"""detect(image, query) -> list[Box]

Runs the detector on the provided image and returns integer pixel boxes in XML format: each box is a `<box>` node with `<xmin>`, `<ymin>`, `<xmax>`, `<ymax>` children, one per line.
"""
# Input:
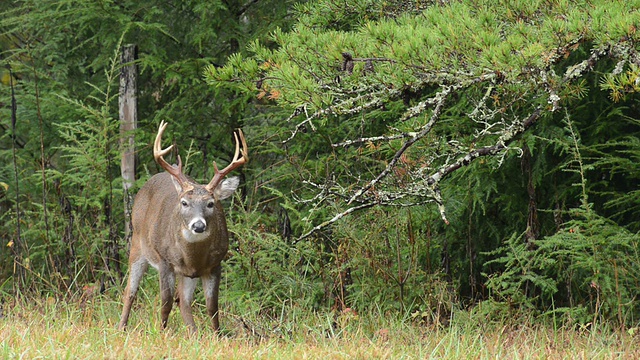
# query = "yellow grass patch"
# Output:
<box><xmin>1</xmin><ymin>297</ymin><xmax>638</xmax><ymax>359</ymax></box>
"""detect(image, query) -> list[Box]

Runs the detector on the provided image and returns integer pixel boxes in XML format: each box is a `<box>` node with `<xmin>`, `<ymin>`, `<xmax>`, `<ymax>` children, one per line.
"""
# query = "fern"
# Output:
<box><xmin>484</xmin><ymin>113</ymin><xmax>640</xmax><ymax>327</ymax></box>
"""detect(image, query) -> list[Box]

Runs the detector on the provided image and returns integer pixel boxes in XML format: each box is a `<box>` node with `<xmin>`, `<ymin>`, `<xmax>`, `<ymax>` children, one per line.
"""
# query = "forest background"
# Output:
<box><xmin>1</xmin><ymin>0</ymin><xmax>640</xmax><ymax>346</ymax></box>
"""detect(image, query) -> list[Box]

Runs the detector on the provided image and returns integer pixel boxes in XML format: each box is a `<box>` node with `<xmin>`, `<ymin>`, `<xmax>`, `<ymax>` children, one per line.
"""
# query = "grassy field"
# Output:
<box><xmin>1</xmin><ymin>294</ymin><xmax>639</xmax><ymax>359</ymax></box>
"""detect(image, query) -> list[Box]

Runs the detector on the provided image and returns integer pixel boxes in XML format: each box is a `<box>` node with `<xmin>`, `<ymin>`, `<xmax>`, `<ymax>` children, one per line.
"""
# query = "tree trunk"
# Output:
<box><xmin>119</xmin><ymin>44</ymin><xmax>137</xmax><ymax>242</ymax></box>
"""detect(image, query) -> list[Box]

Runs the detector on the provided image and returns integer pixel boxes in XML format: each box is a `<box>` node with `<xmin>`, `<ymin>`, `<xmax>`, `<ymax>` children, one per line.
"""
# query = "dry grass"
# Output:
<box><xmin>1</xmin><ymin>295</ymin><xmax>639</xmax><ymax>359</ymax></box>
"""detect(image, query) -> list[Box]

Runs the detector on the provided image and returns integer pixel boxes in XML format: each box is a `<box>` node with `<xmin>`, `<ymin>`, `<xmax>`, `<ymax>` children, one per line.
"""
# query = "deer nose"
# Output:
<box><xmin>192</xmin><ymin>220</ymin><xmax>206</xmax><ymax>233</ymax></box>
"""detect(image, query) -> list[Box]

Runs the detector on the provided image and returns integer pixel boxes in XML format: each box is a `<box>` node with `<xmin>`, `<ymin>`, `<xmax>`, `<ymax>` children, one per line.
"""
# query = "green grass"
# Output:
<box><xmin>1</xmin><ymin>294</ymin><xmax>638</xmax><ymax>359</ymax></box>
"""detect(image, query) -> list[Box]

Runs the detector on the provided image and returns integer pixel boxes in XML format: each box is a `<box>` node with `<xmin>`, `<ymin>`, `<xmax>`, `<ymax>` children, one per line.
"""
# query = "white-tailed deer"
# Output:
<box><xmin>118</xmin><ymin>120</ymin><xmax>248</xmax><ymax>333</ymax></box>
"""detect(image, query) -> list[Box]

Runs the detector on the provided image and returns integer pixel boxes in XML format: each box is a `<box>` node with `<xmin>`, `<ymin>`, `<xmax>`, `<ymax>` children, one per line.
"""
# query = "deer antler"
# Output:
<box><xmin>205</xmin><ymin>129</ymin><xmax>249</xmax><ymax>192</ymax></box>
<box><xmin>154</xmin><ymin>120</ymin><xmax>192</xmax><ymax>189</ymax></box>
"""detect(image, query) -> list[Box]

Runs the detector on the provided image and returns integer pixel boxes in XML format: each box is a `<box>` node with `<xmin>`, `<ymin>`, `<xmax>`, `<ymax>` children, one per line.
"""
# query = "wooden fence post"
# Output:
<box><xmin>119</xmin><ymin>44</ymin><xmax>137</xmax><ymax>244</ymax></box>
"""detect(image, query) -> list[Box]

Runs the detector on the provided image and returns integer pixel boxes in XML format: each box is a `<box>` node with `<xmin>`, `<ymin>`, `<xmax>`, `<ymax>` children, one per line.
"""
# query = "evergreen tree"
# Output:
<box><xmin>207</xmin><ymin>0</ymin><xmax>640</xmax><ymax>323</ymax></box>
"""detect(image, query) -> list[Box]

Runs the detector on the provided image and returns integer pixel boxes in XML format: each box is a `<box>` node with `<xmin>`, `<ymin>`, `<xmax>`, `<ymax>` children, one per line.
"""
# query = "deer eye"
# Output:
<box><xmin>181</xmin><ymin>200</ymin><xmax>188</xmax><ymax>207</ymax></box>
<box><xmin>207</xmin><ymin>201</ymin><xmax>215</xmax><ymax>208</ymax></box>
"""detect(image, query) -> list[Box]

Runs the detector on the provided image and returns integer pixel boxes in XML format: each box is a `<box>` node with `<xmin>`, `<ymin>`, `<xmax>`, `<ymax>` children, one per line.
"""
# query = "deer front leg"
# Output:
<box><xmin>158</xmin><ymin>264</ymin><xmax>176</xmax><ymax>329</ymax></box>
<box><xmin>203</xmin><ymin>265</ymin><xmax>222</xmax><ymax>332</ymax></box>
<box><xmin>177</xmin><ymin>275</ymin><xmax>198</xmax><ymax>334</ymax></box>
<box><xmin>118</xmin><ymin>255</ymin><xmax>149</xmax><ymax>330</ymax></box>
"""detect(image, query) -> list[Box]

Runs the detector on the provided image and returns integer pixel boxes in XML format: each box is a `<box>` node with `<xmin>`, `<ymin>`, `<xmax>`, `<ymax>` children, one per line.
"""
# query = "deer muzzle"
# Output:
<box><xmin>189</xmin><ymin>218</ymin><xmax>207</xmax><ymax>233</ymax></box>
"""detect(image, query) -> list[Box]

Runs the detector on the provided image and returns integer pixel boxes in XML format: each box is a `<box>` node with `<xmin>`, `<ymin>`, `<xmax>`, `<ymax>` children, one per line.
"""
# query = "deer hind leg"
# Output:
<box><xmin>177</xmin><ymin>275</ymin><xmax>199</xmax><ymax>334</ymax></box>
<box><xmin>118</xmin><ymin>256</ymin><xmax>149</xmax><ymax>330</ymax></box>
<box><xmin>203</xmin><ymin>265</ymin><xmax>222</xmax><ymax>332</ymax></box>
<box><xmin>158</xmin><ymin>264</ymin><xmax>176</xmax><ymax>329</ymax></box>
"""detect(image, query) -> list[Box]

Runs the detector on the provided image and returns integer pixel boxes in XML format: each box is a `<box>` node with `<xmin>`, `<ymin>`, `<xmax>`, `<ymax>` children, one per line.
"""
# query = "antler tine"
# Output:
<box><xmin>153</xmin><ymin>121</ymin><xmax>190</xmax><ymax>187</ymax></box>
<box><xmin>206</xmin><ymin>129</ymin><xmax>249</xmax><ymax>192</ymax></box>
<box><xmin>154</xmin><ymin>121</ymin><xmax>173</xmax><ymax>160</ymax></box>
<box><xmin>238</xmin><ymin>129</ymin><xmax>248</xmax><ymax>162</ymax></box>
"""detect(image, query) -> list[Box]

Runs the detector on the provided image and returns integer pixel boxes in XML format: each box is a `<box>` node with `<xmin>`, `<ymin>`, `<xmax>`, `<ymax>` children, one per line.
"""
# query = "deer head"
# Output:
<box><xmin>153</xmin><ymin>120</ymin><xmax>247</xmax><ymax>239</ymax></box>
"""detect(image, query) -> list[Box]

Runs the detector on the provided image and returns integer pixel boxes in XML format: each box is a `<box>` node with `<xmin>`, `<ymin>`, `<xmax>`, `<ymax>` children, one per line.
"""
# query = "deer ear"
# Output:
<box><xmin>214</xmin><ymin>176</ymin><xmax>239</xmax><ymax>200</ymax></box>
<box><xmin>170</xmin><ymin>175</ymin><xmax>185</xmax><ymax>194</ymax></box>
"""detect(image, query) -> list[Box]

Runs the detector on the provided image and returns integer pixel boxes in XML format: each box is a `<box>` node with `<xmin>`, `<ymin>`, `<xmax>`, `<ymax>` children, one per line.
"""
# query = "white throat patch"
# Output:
<box><xmin>181</xmin><ymin>228</ymin><xmax>210</xmax><ymax>243</ymax></box>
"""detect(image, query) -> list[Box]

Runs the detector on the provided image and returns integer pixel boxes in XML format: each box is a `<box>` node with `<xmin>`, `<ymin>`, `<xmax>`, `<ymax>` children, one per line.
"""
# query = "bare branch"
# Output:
<box><xmin>346</xmin><ymin>84</ymin><xmax>453</xmax><ymax>204</ymax></box>
<box><xmin>297</xmin><ymin>202</ymin><xmax>377</xmax><ymax>241</ymax></box>
<box><xmin>427</xmin><ymin>108</ymin><xmax>542</xmax><ymax>186</ymax></box>
<box><xmin>563</xmin><ymin>44</ymin><xmax>609</xmax><ymax>81</ymax></box>
<box><xmin>296</xmin><ymin>107</ymin><xmax>543</xmax><ymax>241</ymax></box>
<box><xmin>332</xmin><ymin>132</ymin><xmax>413</xmax><ymax>148</ymax></box>
<box><xmin>283</xmin><ymin>87</ymin><xmax>399</xmax><ymax>143</ymax></box>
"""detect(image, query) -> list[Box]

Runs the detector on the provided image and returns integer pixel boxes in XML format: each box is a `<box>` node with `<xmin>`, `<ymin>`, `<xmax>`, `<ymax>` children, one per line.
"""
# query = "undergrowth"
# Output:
<box><xmin>1</xmin><ymin>293</ymin><xmax>639</xmax><ymax>359</ymax></box>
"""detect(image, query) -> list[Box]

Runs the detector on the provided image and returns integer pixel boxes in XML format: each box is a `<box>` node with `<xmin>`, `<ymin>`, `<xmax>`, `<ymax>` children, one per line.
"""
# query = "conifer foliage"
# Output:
<box><xmin>207</xmin><ymin>0</ymin><xmax>640</xmax><ymax>325</ymax></box>
<box><xmin>207</xmin><ymin>0</ymin><xmax>640</xmax><ymax>232</ymax></box>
